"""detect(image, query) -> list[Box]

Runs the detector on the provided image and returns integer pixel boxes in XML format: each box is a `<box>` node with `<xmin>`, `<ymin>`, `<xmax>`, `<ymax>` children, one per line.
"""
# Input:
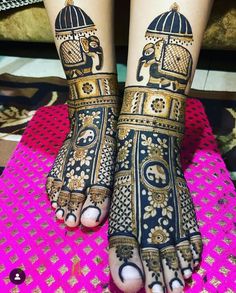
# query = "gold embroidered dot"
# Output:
<box><xmin>209</xmin><ymin>228</ymin><xmax>218</xmax><ymax>235</ymax></box>
<box><xmin>224</xmin><ymin>289</ymin><xmax>234</xmax><ymax>293</ymax></box>
<box><xmin>68</xmin><ymin>276</ymin><xmax>78</xmax><ymax>287</ymax></box>
<box><xmin>5</xmin><ymin>246</ymin><xmax>12</xmax><ymax>253</ymax></box>
<box><xmin>17</xmin><ymin>237</ymin><xmax>25</xmax><ymax>244</ymax></box>
<box><xmin>91</xmin><ymin>276</ymin><xmax>101</xmax><ymax>288</ymax></box>
<box><xmin>25</xmin><ymin>275</ymin><xmax>33</xmax><ymax>285</ymax></box>
<box><xmin>214</xmin><ymin>246</ymin><xmax>224</xmax><ymax>254</ymax></box>
<box><xmin>0</xmin><ymin>264</ymin><xmax>5</xmax><ymax>273</ymax></box>
<box><xmin>228</xmin><ymin>255</ymin><xmax>236</xmax><ymax>265</ymax></box>
<box><xmin>29</xmin><ymin>255</ymin><xmax>39</xmax><ymax>264</ymax></box>
<box><xmin>83</xmin><ymin>245</ymin><xmax>93</xmax><ymax>255</ymax></box>
<box><xmin>197</xmin><ymin>267</ymin><xmax>206</xmax><ymax>276</ymax></box>
<box><xmin>103</xmin><ymin>265</ymin><xmax>110</xmax><ymax>276</ymax></box>
<box><xmin>10</xmin><ymin>287</ymin><xmax>20</xmax><ymax>293</ymax></box>
<box><xmin>36</xmin><ymin>237</ymin><xmax>44</xmax><ymax>245</ymax></box>
<box><xmin>75</xmin><ymin>237</ymin><xmax>84</xmax><ymax>244</ymax></box>
<box><xmin>9</xmin><ymin>254</ymin><xmax>19</xmax><ymax>263</ymax></box>
<box><xmin>50</xmin><ymin>254</ymin><xmax>59</xmax><ymax>264</ymax></box>
<box><xmin>81</xmin><ymin>265</ymin><xmax>90</xmax><ymax>276</ymax></box>
<box><xmin>46</xmin><ymin>275</ymin><xmax>55</xmax><ymax>286</ymax></box>
<box><xmin>23</xmin><ymin>245</ymin><xmax>31</xmax><ymax>254</ymax></box>
<box><xmin>0</xmin><ymin>238</ymin><xmax>6</xmax><ymax>245</ymax></box>
<box><xmin>58</xmin><ymin>265</ymin><xmax>69</xmax><ymax>276</ymax></box>
<box><xmin>93</xmin><ymin>256</ymin><xmax>102</xmax><ymax>265</ymax></box>
<box><xmin>71</xmin><ymin>255</ymin><xmax>80</xmax><ymax>264</ymax></box>
<box><xmin>219</xmin><ymin>266</ymin><xmax>230</xmax><ymax>277</ymax></box>
<box><xmin>55</xmin><ymin>237</ymin><xmax>64</xmax><ymax>245</ymax></box>
<box><xmin>205</xmin><ymin>255</ymin><xmax>215</xmax><ymax>265</ymax></box>
<box><xmin>3</xmin><ymin>275</ymin><xmax>10</xmax><ymax>285</ymax></box>
<box><xmin>210</xmin><ymin>277</ymin><xmax>221</xmax><ymax>288</ymax></box>
<box><xmin>223</xmin><ymin>237</ymin><xmax>232</xmax><ymax>245</ymax></box>
<box><xmin>62</xmin><ymin>245</ymin><xmax>71</xmax><ymax>254</ymax></box>
<box><xmin>200</xmin><ymin>290</ymin><xmax>209</xmax><ymax>293</ymax></box>
<box><xmin>95</xmin><ymin>236</ymin><xmax>104</xmax><ymax>245</ymax></box>
<box><xmin>54</xmin><ymin>287</ymin><xmax>65</xmax><ymax>293</ymax></box>
<box><xmin>78</xmin><ymin>288</ymin><xmax>88</xmax><ymax>293</ymax></box>
<box><xmin>37</xmin><ymin>265</ymin><xmax>47</xmax><ymax>275</ymax></box>
<box><xmin>42</xmin><ymin>245</ymin><xmax>51</xmax><ymax>254</ymax></box>
<box><xmin>32</xmin><ymin>286</ymin><xmax>42</xmax><ymax>293</ymax></box>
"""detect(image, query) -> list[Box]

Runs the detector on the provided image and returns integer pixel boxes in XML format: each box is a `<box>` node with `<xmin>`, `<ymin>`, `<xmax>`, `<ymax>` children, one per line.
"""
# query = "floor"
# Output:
<box><xmin>0</xmin><ymin>55</ymin><xmax>236</xmax><ymax>91</ymax></box>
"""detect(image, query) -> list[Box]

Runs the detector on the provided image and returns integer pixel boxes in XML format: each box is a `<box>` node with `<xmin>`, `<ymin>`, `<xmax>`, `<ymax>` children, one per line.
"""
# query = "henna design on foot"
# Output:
<box><xmin>46</xmin><ymin>1</ymin><xmax>119</xmax><ymax>228</ymax></box>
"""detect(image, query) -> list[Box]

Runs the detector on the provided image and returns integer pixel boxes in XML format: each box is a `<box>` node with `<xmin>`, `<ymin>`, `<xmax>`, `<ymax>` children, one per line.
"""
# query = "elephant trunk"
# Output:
<box><xmin>96</xmin><ymin>47</ymin><xmax>103</xmax><ymax>70</ymax></box>
<box><xmin>136</xmin><ymin>57</ymin><xmax>145</xmax><ymax>82</ymax></box>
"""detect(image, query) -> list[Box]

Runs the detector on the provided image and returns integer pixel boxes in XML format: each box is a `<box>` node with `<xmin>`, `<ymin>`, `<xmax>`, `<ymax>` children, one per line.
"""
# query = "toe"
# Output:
<box><xmin>64</xmin><ymin>192</ymin><xmax>86</xmax><ymax>227</ymax></box>
<box><xmin>55</xmin><ymin>190</ymin><xmax>70</xmax><ymax>220</ymax></box>
<box><xmin>160</xmin><ymin>246</ymin><xmax>185</xmax><ymax>293</ymax></box>
<box><xmin>176</xmin><ymin>240</ymin><xmax>193</xmax><ymax>279</ymax></box>
<box><xmin>46</xmin><ymin>178</ymin><xmax>62</xmax><ymax>209</ymax></box>
<box><xmin>80</xmin><ymin>186</ymin><xmax>111</xmax><ymax>227</ymax></box>
<box><xmin>109</xmin><ymin>236</ymin><xmax>144</xmax><ymax>293</ymax></box>
<box><xmin>141</xmin><ymin>249</ymin><xmax>165</xmax><ymax>293</ymax></box>
<box><xmin>189</xmin><ymin>234</ymin><xmax>203</xmax><ymax>267</ymax></box>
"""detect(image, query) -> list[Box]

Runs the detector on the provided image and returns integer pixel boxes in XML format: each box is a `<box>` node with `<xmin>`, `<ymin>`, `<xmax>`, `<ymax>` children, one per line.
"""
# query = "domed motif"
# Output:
<box><xmin>146</xmin><ymin>3</ymin><xmax>193</xmax><ymax>42</ymax></box>
<box><xmin>55</xmin><ymin>1</ymin><xmax>95</xmax><ymax>36</ymax></box>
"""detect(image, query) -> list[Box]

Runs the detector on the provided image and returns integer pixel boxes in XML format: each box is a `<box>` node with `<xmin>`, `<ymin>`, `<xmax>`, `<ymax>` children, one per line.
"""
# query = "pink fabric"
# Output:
<box><xmin>0</xmin><ymin>99</ymin><xmax>235</xmax><ymax>292</ymax></box>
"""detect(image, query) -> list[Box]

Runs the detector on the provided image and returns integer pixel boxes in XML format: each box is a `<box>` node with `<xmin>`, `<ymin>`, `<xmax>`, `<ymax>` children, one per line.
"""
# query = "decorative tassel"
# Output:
<box><xmin>65</xmin><ymin>0</ymin><xmax>74</xmax><ymax>6</ymax></box>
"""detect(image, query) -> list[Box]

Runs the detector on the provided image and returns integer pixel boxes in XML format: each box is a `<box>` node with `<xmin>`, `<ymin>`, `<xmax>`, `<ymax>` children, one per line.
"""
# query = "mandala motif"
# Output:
<box><xmin>116</xmin><ymin>245</ymin><xmax>134</xmax><ymax>261</ymax></box>
<box><xmin>148</xmin><ymin>226</ymin><xmax>170</xmax><ymax>245</ymax></box>
<box><xmin>82</xmin><ymin>82</ymin><xmax>94</xmax><ymax>94</ymax></box>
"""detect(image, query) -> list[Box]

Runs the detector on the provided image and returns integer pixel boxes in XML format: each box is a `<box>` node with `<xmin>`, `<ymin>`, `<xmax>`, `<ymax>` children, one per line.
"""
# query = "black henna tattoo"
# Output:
<box><xmin>109</xmin><ymin>3</ymin><xmax>202</xmax><ymax>291</ymax></box>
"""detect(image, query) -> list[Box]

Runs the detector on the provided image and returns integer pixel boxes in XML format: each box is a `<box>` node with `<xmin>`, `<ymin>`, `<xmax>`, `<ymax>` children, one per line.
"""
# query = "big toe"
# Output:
<box><xmin>80</xmin><ymin>186</ymin><xmax>111</xmax><ymax>227</ymax></box>
<box><xmin>109</xmin><ymin>236</ymin><xmax>144</xmax><ymax>293</ymax></box>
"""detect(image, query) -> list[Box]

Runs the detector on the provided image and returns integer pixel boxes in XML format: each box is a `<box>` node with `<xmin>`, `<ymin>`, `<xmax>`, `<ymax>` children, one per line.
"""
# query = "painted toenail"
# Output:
<box><xmin>152</xmin><ymin>284</ymin><xmax>163</xmax><ymax>293</ymax></box>
<box><xmin>183</xmin><ymin>268</ymin><xmax>192</xmax><ymax>278</ymax></box>
<box><xmin>81</xmin><ymin>208</ymin><xmax>100</xmax><ymax>221</ymax></box>
<box><xmin>66</xmin><ymin>215</ymin><xmax>76</xmax><ymax>223</ymax></box>
<box><xmin>122</xmin><ymin>265</ymin><xmax>142</xmax><ymax>281</ymax></box>
<box><xmin>56</xmin><ymin>210</ymin><xmax>63</xmax><ymax>219</ymax></box>
<box><xmin>51</xmin><ymin>202</ymin><xmax>57</xmax><ymax>209</ymax></box>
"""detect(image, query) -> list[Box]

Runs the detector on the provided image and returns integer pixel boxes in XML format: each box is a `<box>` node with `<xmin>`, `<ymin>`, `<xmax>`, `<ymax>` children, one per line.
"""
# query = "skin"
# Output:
<box><xmin>43</xmin><ymin>0</ymin><xmax>214</xmax><ymax>292</ymax></box>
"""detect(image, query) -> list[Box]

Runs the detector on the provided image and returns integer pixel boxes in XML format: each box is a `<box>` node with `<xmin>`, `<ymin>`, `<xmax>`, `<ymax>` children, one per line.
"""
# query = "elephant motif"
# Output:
<box><xmin>146</xmin><ymin>164</ymin><xmax>167</xmax><ymax>185</ymax></box>
<box><xmin>137</xmin><ymin>39</ymin><xmax>192</xmax><ymax>94</ymax></box>
<box><xmin>76</xmin><ymin>128</ymin><xmax>96</xmax><ymax>147</ymax></box>
<box><xmin>60</xmin><ymin>35</ymin><xmax>103</xmax><ymax>79</ymax></box>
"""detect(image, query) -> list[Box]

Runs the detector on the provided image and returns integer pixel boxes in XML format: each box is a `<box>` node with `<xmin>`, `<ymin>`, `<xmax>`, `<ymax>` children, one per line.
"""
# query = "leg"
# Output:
<box><xmin>109</xmin><ymin>0</ymin><xmax>213</xmax><ymax>292</ymax></box>
<box><xmin>44</xmin><ymin>0</ymin><xmax>119</xmax><ymax>227</ymax></box>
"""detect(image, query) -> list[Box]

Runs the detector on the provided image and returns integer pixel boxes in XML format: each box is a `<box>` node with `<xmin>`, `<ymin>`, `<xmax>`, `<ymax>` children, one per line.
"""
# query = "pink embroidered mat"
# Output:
<box><xmin>0</xmin><ymin>99</ymin><xmax>235</xmax><ymax>292</ymax></box>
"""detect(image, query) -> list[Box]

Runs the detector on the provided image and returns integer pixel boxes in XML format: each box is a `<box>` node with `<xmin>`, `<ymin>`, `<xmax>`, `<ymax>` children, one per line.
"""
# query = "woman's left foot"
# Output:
<box><xmin>108</xmin><ymin>87</ymin><xmax>202</xmax><ymax>292</ymax></box>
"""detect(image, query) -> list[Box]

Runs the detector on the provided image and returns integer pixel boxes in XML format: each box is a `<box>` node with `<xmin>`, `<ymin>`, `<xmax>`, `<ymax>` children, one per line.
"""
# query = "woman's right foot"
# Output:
<box><xmin>46</xmin><ymin>73</ymin><xmax>119</xmax><ymax>228</ymax></box>
<box><xmin>108</xmin><ymin>87</ymin><xmax>202</xmax><ymax>293</ymax></box>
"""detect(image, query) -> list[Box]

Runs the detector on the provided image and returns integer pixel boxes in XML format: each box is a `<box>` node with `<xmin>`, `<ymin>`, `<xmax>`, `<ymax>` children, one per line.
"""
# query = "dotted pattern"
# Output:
<box><xmin>0</xmin><ymin>100</ymin><xmax>235</xmax><ymax>292</ymax></box>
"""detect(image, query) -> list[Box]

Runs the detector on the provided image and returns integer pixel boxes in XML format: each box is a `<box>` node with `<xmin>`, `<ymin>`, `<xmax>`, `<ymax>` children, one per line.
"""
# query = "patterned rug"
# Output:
<box><xmin>0</xmin><ymin>0</ymin><xmax>42</xmax><ymax>11</ymax></box>
<box><xmin>0</xmin><ymin>98</ymin><xmax>235</xmax><ymax>292</ymax></box>
<box><xmin>0</xmin><ymin>73</ymin><xmax>235</xmax><ymax>187</ymax></box>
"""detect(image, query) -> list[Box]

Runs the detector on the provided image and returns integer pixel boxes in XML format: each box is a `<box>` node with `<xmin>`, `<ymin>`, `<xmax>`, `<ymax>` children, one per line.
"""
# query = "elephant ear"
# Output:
<box><xmin>80</xmin><ymin>37</ymin><xmax>89</xmax><ymax>53</ymax></box>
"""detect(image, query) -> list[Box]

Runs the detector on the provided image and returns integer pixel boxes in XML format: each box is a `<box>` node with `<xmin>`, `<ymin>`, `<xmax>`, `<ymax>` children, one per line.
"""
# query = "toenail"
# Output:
<box><xmin>66</xmin><ymin>215</ymin><xmax>76</xmax><ymax>223</ymax></box>
<box><xmin>183</xmin><ymin>268</ymin><xmax>192</xmax><ymax>278</ymax></box>
<box><xmin>152</xmin><ymin>284</ymin><xmax>163</xmax><ymax>293</ymax></box>
<box><xmin>51</xmin><ymin>202</ymin><xmax>57</xmax><ymax>209</ymax></box>
<box><xmin>172</xmin><ymin>280</ymin><xmax>183</xmax><ymax>293</ymax></box>
<box><xmin>81</xmin><ymin>207</ymin><xmax>100</xmax><ymax>221</ymax></box>
<box><xmin>121</xmin><ymin>265</ymin><xmax>142</xmax><ymax>281</ymax></box>
<box><xmin>56</xmin><ymin>210</ymin><xmax>63</xmax><ymax>219</ymax></box>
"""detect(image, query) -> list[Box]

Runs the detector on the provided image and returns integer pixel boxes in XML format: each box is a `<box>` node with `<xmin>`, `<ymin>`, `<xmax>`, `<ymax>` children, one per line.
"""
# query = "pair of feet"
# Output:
<box><xmin>46</xmin><ymin>85</ymin><xmax>202</xmax><ymax>293</ymax></box>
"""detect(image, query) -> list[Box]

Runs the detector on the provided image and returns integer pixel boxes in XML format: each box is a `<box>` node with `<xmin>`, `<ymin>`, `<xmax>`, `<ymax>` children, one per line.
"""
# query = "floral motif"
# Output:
<box><xmin>82</xmin><ymin>82</ymin><xmax>94</xmax><ymax>94</ymax></box>
<box><xmin>148</xmin><ymin>226</ymin><xmax>170</xmax><ymax>244</ymax></box>
<box><xmin>116</xmin><ymin>245</ymin><xmax>134</xmax><ymax>261</ymax></box>
<box><xmin>73</xmin><ymin>149</ymin><xmax>92</xmax><ymax>166</ymax></box>
<box><xmin>66</xmin><ymin>170</ymin><xmax>89</xmax><ymax>191</ymax></box>
<box><xmin>151</xmin><ymin>98</ymin><xmax>166</xmax><ymax>113</ymax></box>
<box><xmin>117</xmin><ymin>139</ymin><xmax>132</xmax><ymax>169</ymax></box>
